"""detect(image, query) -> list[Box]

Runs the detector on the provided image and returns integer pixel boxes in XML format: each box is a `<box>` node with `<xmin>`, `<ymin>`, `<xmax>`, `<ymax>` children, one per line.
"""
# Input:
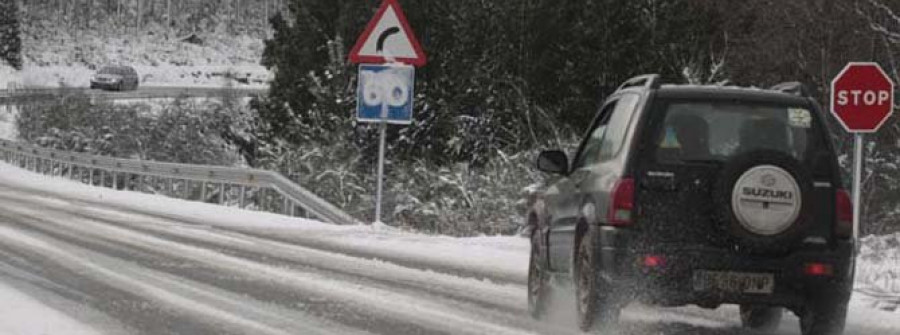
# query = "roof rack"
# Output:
<box><xmin>617</xmin><ymin>74</ymin><xmax>662</xmax><ymax>91</ymax></box>
<box><xmin>770</xmin><ymin>81</ymin><xmax>812</xmax><ymax>98</ymax></box>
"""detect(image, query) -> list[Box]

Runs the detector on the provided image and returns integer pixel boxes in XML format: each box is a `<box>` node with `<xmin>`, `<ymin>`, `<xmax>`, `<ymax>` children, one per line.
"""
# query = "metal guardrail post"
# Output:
<box><xmin>239</xmin><ymin>186</ymin><xmax>246</xmax><ymax>208</ymax></box>
<box><xmin>0</xmin><ymin>139</ymin><xmax>359</xmax><ymax>224</ymax></box>
<box><xmin>259</xmin><ymin>188</ymin><xmax>266</xmax><ymax>211</ymax></box>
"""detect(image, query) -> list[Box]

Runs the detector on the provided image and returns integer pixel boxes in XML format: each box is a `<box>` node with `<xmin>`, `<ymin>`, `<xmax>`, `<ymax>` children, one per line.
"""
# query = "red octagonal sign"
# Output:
<box><xmin>831</xmin><ymin>62</ymin><xmax>895</xmax><ymax>133</ymax></box>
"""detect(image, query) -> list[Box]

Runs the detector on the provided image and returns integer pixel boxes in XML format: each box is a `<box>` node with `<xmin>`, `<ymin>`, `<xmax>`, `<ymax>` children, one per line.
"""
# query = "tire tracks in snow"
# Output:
<box><xmin>0</xmin><ymin>189</ymin><xmax>573</xmax><ymax>335</ymax></box>
<box><xmin>0</xmin><ymin>219</ymin><xmax>352</xmax><ymax>335</ymax></box>
<box><xmin>0</xmin><ymin>183</ymin><xmax>525</xmax><ymax>286</ymax></box>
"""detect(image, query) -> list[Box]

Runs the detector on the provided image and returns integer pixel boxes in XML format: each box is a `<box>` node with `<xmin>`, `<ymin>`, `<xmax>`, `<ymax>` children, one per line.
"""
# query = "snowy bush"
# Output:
<box><xmin>858</xmin><ymin>233</ymin><xmax>900</xmax><ymax>298</ymax></box>
<box><xmin>16</xmin><ymin>91</ymin><xmax>245</xmax><ymax>167</ymax></box>
<box><xmin>0</xmin><ymin>0</ymin><xmax>22</xmax><ymax>70</ymax></box>
<box><xmin>270</xmin><ymin>144</ymin><xmax>551</xmax><ymax>236</ymax></box>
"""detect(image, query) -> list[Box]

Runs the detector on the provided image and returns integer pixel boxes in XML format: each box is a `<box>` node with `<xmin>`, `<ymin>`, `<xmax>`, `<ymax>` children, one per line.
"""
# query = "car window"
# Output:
<box><xmin>654</xmin><ymin>101</ymin><xmax>817</xmax><ymax>163</ymax></box>
<box><xmin>571</xmin><ymin>93</ymin><xmax>639</xmax><ymax>169</ymax></box>
<box><xmin>99</xmin><ymin>67</ymin><xmax>115</xmax><ymax>74</ymax></box>
<box><xmin>572</xmin><ymin>103</ymin><xmax>615</xmax><ymax>170</ymax></box>
<box><xmin>599</xmin><ymin>94</ymin><xmax>639</xmax><ymax>161</ymax></box>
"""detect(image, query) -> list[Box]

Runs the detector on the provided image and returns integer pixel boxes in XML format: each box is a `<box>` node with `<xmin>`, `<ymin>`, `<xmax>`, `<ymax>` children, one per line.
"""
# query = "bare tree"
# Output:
<box><xmin>137</xmin><ymin>0</ymin><xmax>142</xmax><ymax>31</ymax></box>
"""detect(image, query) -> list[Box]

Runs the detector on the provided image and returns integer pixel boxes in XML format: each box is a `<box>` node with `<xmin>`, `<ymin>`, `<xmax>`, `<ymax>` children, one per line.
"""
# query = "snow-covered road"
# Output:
<box><xmin>0</xmin><ymin>163</ymin><xmax>897</xmax><ymax>335</ymax></box>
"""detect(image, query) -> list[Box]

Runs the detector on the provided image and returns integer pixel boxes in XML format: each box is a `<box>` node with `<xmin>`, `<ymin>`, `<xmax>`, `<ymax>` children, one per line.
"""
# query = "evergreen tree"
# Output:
<box><xmin>0</xmin><ymin>0</ymin><xmax>23</xmax><ymax>69</ymax></box>
<box><xmin>257</xmin><ymin>0</ymin><xmax>723</xmax><ymax>166</ymax></box>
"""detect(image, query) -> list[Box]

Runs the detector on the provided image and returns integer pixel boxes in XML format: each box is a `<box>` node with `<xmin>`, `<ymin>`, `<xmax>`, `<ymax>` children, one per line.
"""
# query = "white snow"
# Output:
<box><xmin>0</xmin><ymin>161</ymin><xmax>529</xmax><ymax>284</ymax></box>
<box><xmin>0</xmin><ymin>160</ymin><xmax>897</xmax><ymax>334</ymax></box>
<box><xmin>0</xmin><ymin>281</ymin><xmax>102</xmax><ymax>335</ymax></box>
<box><xmin>857</xmin><ymin>233</ymin><xmax>900</xmax><ymax>295</ymax></box>
<box><xmin>2</xmin><ymin>64</ymin><xmax>269</xmax><ymax>89</ymax></box>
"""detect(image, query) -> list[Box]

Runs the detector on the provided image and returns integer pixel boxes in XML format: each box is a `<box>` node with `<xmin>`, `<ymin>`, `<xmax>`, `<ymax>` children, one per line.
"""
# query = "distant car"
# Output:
<box><xmin>527</xmin><ymin>75</ymin><xmax>853</xmax><ymax>335</ymax></box>
<box><xmin>90</xmin><ymin>66</ymin><xmax>139</xmax><ymax>91</ymax></box>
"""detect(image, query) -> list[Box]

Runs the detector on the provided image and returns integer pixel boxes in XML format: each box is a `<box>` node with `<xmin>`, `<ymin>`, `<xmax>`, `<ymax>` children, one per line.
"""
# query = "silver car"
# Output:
<box><xmin>90</xmin><ymin>65</ymin><xmax>140</xmax><ymax>91</ymax></box>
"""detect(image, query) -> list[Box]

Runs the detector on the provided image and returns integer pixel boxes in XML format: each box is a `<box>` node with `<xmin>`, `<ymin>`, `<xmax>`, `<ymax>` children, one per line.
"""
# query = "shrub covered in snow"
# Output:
<box><xmin>254</xmin><ymin>137</ymin><xmax>550</xmax><ymax>236</ymax></box>
<box><xmin>0</xmin><ymin>0</ymin><xmax>22</xmax><ymax>70</ymax></box>
<box><xmin>16</xmin><ymin>90</ymin><xmax>247</xmax><ymax>167</ymax></box>
<box><xmin>858</xmin><ymin>233</ymin><xmax>900</xmax><ymax>298</ymax></box>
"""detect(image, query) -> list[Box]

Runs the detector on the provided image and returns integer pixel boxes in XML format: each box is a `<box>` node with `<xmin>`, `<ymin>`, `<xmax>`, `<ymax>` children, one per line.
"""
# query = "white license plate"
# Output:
<box><xmin>692</xmin><ymin>271</ymin><xmax>774</xmax><ymax>294</ymax></box>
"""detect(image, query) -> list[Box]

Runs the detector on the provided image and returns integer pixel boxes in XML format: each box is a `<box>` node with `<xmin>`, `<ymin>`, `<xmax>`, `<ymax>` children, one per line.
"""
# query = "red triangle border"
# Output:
<box><xmin>349</xmin><ymin>0</ymin><xmax>427</xmax><ymax>67</ymax></box>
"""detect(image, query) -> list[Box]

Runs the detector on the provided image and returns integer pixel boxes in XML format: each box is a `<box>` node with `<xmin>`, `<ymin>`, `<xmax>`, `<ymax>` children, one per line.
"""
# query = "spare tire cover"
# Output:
<box><xmin>731</xmin><ymin>165</ymin><xmax>802</xmax><ymax>236</ymax></box>
<box><xmin>713</xmin><ymin>150</ymin><xmax>814</xmax><ymax>253</ymax></box>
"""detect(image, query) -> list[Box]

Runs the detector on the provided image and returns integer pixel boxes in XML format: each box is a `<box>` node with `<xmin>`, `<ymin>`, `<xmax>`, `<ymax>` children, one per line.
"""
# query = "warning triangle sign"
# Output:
<box><xmin>349</xmin><ymin>0</ymin><xmax>427</xmax><ymax>67</ymax></box>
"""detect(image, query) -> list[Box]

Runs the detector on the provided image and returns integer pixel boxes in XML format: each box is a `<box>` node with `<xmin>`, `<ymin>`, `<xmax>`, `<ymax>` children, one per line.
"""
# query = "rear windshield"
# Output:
<box><xmin>654</xmin><ymin>101</ymin><xmax>822</xmax><ymax>163</ymax></box>
<box><xmin>98</xmin><ymin>67</ymin><xmax>117</xmax><ymax>74</ymax></box>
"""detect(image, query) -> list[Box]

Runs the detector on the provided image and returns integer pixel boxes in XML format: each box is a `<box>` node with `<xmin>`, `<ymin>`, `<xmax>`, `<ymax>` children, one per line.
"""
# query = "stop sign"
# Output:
<box><xmin>831</xmin><ymin>62</ymin><xmax>895</xmax><ymax>133</ymax></box>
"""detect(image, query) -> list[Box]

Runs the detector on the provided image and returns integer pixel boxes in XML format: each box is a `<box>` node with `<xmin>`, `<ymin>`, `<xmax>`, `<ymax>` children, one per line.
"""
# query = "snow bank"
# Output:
<box><xmin>0</xmin><ymin>64</ymin><xmax>23</xmax><ymax>90</ymax></box>
<box><xmin>8</xmin><ymin>64</ymin><xmax>268</xmax><ymax>89</ymax></box>
<box><xmin>857</xmin><ymin>233</ymin><xmax>900</xmax><ymax>301</ymax></box>
<box><xmin>0</xmin><ymin>162</ymin><xmax>529</xmax><ymax>283</ymax></box>
<box><xmin>0</xmin><ymin>281</ymin><xmax>101</xmax><ymax>335</ymax></box>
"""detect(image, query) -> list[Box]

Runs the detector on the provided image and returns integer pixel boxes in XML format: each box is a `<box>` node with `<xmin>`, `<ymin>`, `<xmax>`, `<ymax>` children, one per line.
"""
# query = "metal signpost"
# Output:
<box><xmin>350</xmin><ymin>0</ymin><xmax>427</xmax><ymax>224</ymax></box>
<box><xmin>830</xmin><ymin>62</ymin><xmax>895</xmax><ymax>247</ymax></box>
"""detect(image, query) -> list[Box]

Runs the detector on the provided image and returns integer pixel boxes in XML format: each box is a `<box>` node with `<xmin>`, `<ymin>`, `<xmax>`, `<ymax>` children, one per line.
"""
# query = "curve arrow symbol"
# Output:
<box><xmin>376</xmin><ymin>27</ymin><xmax>401</xmax><ymax>53</ymax></box>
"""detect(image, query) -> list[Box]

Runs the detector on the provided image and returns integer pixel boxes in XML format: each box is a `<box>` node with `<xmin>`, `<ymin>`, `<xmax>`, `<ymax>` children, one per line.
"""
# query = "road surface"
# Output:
<box><xmin>0</xmin><ymin>86</ymin><xmax>266</xmax><ymax>104</ymax></box>
<box><xmin>0</xmin><ymin>183</ymin><xmax>896</xmax><ymax>334</ymax></box>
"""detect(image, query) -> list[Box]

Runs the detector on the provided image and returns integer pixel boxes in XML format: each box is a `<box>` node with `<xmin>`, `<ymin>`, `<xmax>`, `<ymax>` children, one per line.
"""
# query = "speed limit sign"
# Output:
<box><xmin>356</xmin><ymin>63</ymin><xmax>415</xmax><ymax>124</ymax></box>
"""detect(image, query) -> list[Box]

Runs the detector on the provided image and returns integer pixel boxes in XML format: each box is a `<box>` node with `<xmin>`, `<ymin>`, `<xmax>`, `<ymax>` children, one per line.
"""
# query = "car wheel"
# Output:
<box><xmin>527</xmin><ymin>230</ymin><xmax>548</xmax><ymax>319</ymax></box>
<box><xmin>800</xmin><ymin>298</ymin><xmax>848</xmax><ymax>335</ymax></box>
<box><xmin>574</xmin><ymin>225</ymin><xmax>619</xmax><ymax>332</ymax></box>
<box><xmin>740</xmin><ymin>305</ymin><xmax>783</xmax><ymax>332</ymax></box>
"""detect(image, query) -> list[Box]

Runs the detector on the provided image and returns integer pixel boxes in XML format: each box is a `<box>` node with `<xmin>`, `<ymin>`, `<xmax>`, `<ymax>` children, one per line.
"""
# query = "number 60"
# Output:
<box><xmin>360</xmin><ymin>69</ymin><xmax>411</xmax><ymax>108</ymax></box>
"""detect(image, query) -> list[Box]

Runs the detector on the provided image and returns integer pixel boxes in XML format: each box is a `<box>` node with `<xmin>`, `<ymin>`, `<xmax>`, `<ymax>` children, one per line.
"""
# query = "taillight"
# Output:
<box><xmin>803</xmin><ymin>262</ymin><xmax>834</xmax><ymax>277</ymax></box>
<box><xmin>642</xmin><ymin>255</ymin><xmax>666</xmax><ymax>268</ymax></box>
<box><xmin>835</xmin><ymin>189</ymin><xmax>852</xmax><ymax>239</ymax></box>
<box><xmin>608</xmin><ymin>178</ymin><xmax>635</xmax><ymax>226</ymax></box>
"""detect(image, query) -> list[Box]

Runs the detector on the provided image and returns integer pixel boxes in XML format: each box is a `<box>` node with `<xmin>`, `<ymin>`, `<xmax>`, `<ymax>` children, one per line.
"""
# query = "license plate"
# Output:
<box><xmin>692</xmin><ymin>270</ymin><xmax>774</xmax><ymax>294</ymax></box>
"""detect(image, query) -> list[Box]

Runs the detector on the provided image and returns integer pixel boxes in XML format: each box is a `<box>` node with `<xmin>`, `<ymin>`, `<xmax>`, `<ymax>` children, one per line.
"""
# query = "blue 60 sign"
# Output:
<box><xmin>356</xmin><ymin>64</ymin><xmax>415</xmax><ymax>124</ymax></box>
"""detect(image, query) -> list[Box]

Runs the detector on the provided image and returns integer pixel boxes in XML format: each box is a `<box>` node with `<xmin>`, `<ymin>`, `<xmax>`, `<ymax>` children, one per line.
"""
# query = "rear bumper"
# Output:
<box><xmin>596</xmin><ymin>227</ymin><xmax>854</xmax><ymax>310</ymax></box>
<box><xmin>90</xmin><ymin>81</ymin><xmax>120</xmax><ymax>90</ymax></box>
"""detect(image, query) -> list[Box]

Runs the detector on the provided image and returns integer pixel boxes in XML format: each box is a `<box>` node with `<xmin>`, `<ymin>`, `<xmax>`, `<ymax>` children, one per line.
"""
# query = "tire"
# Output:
<box><xmin>712</xmin><ymin>150</ymin><xmax>814</xmax><ymax>254</ymax></box>
<box><xmin>800</xmin><ymin>299</ymin><xmax>848</xmax><ymax>335</ymax></box>
<box><xmin>527</xmin><ymin>230</ymin><xmax>548</xmax><ymax>319</ymax></box>
<box><xmin>574</xmin><ymin>225</ymin><xmax>620</xmax><ymax>332</ymax></box>
<box><xmin>740</xmin><ymin>305</ymin><xmax>783</xmax><ymax>332</ymax></box>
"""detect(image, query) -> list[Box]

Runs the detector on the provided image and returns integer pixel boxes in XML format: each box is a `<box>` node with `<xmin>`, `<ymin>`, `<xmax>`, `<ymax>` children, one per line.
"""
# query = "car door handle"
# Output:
<box><xmin>642</xmin><ymin>171</ymin><xmax>677</xmax><ymax>191</ymax></box>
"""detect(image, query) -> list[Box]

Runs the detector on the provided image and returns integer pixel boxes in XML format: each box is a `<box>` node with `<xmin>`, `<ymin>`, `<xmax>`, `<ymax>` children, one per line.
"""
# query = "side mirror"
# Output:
<box><xmin>537</xmin><ymin>150</ymin><xmax>569</xmax><ymax>175</ymax></box>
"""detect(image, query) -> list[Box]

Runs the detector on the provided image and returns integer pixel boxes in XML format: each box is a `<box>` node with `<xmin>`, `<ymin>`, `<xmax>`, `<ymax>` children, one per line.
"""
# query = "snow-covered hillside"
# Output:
<box><xmin>9</xmin><ymin>19</ymin><xmax>269</xmax><ymax>88</ymax></box>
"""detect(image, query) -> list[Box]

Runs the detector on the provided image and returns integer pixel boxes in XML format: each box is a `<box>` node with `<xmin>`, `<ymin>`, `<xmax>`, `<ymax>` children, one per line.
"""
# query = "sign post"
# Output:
<box><xmin>830</xmin><ymin>62</ymin><xmax>895</xmax><ymax>247</ymax></box>
<box><xmin>350</xmin><ymin>0</ymin><xmax>427</xmax><ymax>224</ymax></box>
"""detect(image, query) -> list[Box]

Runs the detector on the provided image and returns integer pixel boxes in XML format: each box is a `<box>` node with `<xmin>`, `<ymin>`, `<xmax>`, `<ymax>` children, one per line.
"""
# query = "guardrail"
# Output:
<box><xmin>0</xmin><ymin>139</ymin><xmax>360</xmax><ymax>225</ymax></box>
<box><xmin>0</xmin><ymin>86</ymin><xmax>267</xmax><ymax>103</ymax></box>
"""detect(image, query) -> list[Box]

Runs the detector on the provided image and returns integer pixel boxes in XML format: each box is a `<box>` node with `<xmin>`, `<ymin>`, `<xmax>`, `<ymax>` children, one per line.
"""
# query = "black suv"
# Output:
<box><xmin>527</xmin><ymin>75</ymin><xmax>855</xmax><ymax>335</ymax></box>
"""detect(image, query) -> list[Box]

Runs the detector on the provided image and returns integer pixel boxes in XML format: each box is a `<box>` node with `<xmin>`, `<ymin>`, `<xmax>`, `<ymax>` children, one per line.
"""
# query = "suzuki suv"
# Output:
<box><xmin>527</xmin><ymin>75</ymin><xmax>854</xmax><ymax>335</ymax></box>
